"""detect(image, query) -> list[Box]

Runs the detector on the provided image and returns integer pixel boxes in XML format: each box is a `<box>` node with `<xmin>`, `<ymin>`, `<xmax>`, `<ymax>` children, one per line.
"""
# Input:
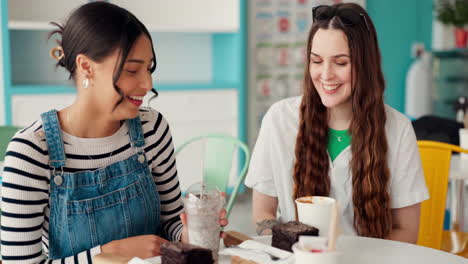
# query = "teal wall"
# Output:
<box><xmin>0</xmin><ymin>0</ymin><xmax>6</xmax><ymax>125</ymax></box>
<box><xmin>367</xmin><ymin>0</ymin><xmax>433</xmax><ymax>112</ymax></box>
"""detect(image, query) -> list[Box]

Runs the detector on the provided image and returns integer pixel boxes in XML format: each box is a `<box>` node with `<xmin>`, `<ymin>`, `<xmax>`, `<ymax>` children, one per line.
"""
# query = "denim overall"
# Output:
<box><xmin>41</xmin><ymin>110</ymin><xmax>161</xmax><ymax>259</ymax></box>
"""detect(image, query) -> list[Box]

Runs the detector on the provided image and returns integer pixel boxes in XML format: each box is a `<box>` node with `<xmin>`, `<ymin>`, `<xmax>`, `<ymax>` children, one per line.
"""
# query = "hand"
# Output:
<box><xmin>102</xmin><ymin>235</ymin><xmax>169</xmax><ymax>259</ymax></box>
<box><xmin>180</xmin><ymin>207</ymin><xmax>229</xmax><ymax>243</ymax></box>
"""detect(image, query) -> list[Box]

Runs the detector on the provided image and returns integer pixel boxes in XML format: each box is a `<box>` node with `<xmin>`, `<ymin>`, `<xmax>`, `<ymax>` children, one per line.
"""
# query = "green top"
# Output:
<box><xmin>327</xmin><ymin>128</ymin><xmax>352</xmax><ymax>161</ymax></box>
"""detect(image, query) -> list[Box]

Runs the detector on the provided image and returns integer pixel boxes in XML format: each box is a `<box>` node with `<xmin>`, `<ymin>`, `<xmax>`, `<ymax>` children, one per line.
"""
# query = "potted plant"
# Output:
<box><xmin>436</xmin><ymin>0</ymin><xmax>468</xmax><ymax>48</ymax></box>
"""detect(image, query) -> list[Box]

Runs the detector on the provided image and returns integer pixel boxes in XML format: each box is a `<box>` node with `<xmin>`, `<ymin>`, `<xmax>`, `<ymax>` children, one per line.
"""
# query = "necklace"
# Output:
<box><xmin>66</xmin><ymin>112</ymin><xmax>115</xmax><ymax>161</ymax></box>
<box><xmin>330</xmin><ymin>129</ymin><xmax>349</xmax><ymax>143</ymax></box>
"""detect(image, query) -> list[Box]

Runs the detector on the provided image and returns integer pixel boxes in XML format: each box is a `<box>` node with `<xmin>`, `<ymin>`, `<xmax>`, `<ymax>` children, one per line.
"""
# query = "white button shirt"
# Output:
<box><xmin>245</xmin><ymin>96</ymin><xmax>429</xmax><ymax>235</ymax></box>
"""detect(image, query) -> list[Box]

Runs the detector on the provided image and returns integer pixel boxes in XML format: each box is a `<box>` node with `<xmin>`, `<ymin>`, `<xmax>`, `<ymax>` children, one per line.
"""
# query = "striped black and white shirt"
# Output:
<box><xmin>1</xmin><ymin>108</ymin><xmax>184</xmax><ymax>264</ymax></box>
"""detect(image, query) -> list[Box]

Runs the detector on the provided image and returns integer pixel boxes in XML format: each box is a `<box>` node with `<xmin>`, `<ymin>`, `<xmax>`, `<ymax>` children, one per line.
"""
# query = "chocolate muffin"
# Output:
<box><xmin>161</xmin><ymin>242</ymin><xmax>213</xmax><ymax>264</ymax></box>
<box><xmin>271</xmin><ymin>221</ymin><xmax>319</xmax><ymax>252</ymax></box>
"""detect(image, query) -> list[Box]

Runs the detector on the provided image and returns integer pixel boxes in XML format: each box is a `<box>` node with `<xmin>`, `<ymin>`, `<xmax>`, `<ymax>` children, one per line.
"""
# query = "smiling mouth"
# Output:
<box><xmin>322</xmin><ymin>83</ymin><xmax>341</xmax><ymax>91</ymax></box>
<box><xmin>126</xmin><ymin>95</ymin><xmax>144</xmax><ymax>107</ymax></box>
<box><xmin>127</xmin><ymin>95</ymin><xmax>144</xmax><ymax>101</ymax></box>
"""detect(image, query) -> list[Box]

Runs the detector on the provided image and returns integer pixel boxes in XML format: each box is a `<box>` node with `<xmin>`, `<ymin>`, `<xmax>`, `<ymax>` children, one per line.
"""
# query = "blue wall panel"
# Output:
<box><xmin>367</xmin><ymin>0</ymin><xmax>433</xmax><ymax>112</ymax></box>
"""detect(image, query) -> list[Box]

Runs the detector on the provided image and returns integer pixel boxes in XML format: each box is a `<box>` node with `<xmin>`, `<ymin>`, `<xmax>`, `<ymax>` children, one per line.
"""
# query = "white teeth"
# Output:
<box><xmin>322</xmin><ymin>83</ymin><xmax>340</xmax><ymax>91</ymax></box>
<box><xmin>128</xmin><ymin>95</ymin><xmax>144</xmax><ymax>101</ymax></box>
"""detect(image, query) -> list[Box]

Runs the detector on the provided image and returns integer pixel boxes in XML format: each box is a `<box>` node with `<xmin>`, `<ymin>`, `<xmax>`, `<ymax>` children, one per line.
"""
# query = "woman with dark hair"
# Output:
<box><xmin>0</xmin><ymin>2</ymin><xmax>226</xmax><ymax>263</ymax></box>
<box><xmin>246</xmin><ymin>3</ymin><xmax>428</xmax><ymax>243</ymax></box>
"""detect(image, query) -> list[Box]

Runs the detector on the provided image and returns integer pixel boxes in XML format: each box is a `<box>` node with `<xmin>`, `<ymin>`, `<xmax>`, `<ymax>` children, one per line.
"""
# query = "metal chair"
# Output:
<box><xmin>175</xmin><ymin>134</ymin><xmax>250</xmax><ymax>219</ymax></box>
<box><xmin>0</xmin><ymin>126</ymin><xmax>21</xmax><ymax>161</ymax></box>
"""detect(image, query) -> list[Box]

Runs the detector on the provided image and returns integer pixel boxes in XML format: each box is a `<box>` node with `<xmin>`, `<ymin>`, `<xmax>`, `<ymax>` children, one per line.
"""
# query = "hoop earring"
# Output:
<box><xmin>83</xmin><ymin>78</ymin><xmax>89</xmax><ymax>89</ymax></box>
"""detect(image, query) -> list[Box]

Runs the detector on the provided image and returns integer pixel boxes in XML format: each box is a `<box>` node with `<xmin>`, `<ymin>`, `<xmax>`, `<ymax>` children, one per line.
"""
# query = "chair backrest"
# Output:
<box><xmin>0</xmin><ymin>126</ymin><xmax>21</xmax><ymax>161</ymax></box>
<box><xmin>417</xmin><ymin>140</ymin><xmax>468</xmax><ymax>249</ymax></box>
<box><xmin>175</xmin><ymin>134</ymin><xmax>250</xmax><ymax>219</ymax></box>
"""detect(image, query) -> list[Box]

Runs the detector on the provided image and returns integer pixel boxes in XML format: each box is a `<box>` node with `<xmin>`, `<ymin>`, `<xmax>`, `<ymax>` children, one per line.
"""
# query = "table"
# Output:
<box><xmin>254</xmin><ymin>236</ymin><xmax>466</xmax><ymax>264</ymax></box>
<box><xmin>449</xmin><ymin>155</ymin><xmax>468</xmax><ymax>231</ymax></box>
<box><xmin>94</xmin><ymin>236</ymin><xmax>466</xmax><ymax>264</ymax></box>
<box><xmin>313</xmin><ymin>236</ymin><xmax>465</xmax><ymax>264</ymax></box>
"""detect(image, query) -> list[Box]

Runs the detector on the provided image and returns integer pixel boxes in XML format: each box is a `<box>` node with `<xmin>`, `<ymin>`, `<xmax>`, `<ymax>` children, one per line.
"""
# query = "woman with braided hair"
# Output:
<box><xmin>245</xmin><ymin>2</ymin><xmax>428</xmax><ymax>243</ymax></box>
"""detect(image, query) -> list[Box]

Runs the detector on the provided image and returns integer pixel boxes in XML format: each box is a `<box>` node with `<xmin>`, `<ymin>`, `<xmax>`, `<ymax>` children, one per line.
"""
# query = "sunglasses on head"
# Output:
<box><xmin>312</xmin><ymin>5</ymin><xmax>370</xmax><ymax>32</ymax></box>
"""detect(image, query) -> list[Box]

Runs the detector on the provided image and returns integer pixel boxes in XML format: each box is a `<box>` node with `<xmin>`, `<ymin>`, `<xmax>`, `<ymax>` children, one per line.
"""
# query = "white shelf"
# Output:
<box><xmin>9</xmin><ymin>21</ymin><xmax>56</xmax><ymax>31</ymax></box>
<box><xmin>8</xmin><ymin>0</ymin><xmax>86</xmax><ymax>29</ymax></box>
<box><xmin>9</xmin><ymin>0</ymin><xmax>239</xmax><ymax>33</ymax></box>
<box><xmin>9</xmin><ymin>21</ymin><xmax>238</xmax><ymax>33</ymax></box>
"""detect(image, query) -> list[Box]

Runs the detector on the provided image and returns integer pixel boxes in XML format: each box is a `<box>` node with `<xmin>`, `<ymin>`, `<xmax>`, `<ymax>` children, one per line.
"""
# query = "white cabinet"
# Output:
<box><xmin>11</xmin><ymin>94</ymin><xmax>76</xmax><ymax>126</ymax></box>
<box><xmin>9</xmin><ymin>0</ymin><xmax>239</xmax><ymax>32</ymax></box>
<box><xmin>113</xmin><ymin>0</ymin><xmax>239</xmax><ymax>32</ymax></box>
<box><xmin>8</xmin><ymin>0</ymin><xmax>87</xmax><ymax>30</ymax></box>
<box><xmin>148</xmin><ymin>89</ymin><xmax>239</xmax><ymax>191</ymax></box>
<box><xmin>12</xmin><ymin>90</ymin><xmax>238</xmax><ymax>136</ymax></box>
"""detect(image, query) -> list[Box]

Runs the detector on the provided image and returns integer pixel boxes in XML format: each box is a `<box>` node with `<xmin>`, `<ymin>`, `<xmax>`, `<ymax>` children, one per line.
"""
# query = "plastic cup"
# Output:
<box><xmin>183</xmin><ymin>182</ymin><xmax>224</xmax><ymax>261</ymax></box>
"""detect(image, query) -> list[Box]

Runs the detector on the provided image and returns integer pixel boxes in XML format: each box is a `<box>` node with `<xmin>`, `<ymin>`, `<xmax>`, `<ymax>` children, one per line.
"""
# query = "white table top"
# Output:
<box><xmin>450</xmin><ymin>155</ymin><xmax>468</xmax><ymax>180</ymax></box>
<box><xmin>253</xmin><ymin>236</ymin><xmax>465</xmax><ymax>264</ymax></box>
<box><xmin>326</xmin><ymin>236</ymin><xmax>466</xmax><ymax>264</ymax></box>
<box><xmin>142</xmin><ymin>236</ymin><xmax>466</xmax><ymax>264</ymax></box>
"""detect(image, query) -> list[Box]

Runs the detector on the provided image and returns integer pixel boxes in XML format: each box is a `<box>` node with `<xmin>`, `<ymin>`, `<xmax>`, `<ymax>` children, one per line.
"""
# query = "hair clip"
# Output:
<box><xmin>50</xmin><ymin>46</ymin><xmax>65</xmax><ymax>61</ymax></box>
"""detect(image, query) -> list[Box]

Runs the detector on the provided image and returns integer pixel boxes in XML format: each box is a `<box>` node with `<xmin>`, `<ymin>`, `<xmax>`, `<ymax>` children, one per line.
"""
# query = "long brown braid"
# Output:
<box><xmin>293</xmin><ymin>3</ymin><xmax>392</xmax><ymax>238</ymax></box>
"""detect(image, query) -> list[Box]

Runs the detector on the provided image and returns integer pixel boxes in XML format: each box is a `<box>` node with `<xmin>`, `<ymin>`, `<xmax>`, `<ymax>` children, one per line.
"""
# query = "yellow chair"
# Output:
<box><xmin>417</xmin><ymin>140</ymin><xmax>468</xmax><ymax>256</ymax></box>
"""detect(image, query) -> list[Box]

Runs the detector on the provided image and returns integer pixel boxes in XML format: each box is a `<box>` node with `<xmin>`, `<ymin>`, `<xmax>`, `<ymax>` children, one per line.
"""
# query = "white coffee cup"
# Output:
<box><xmin>295</xmin><ymin>196</ymin><xmax>336</xmax><ymax>237</ymax></box>
<box><xmin>460</xmin><ymin>128</ymin><xmax>468</xmax><ymax>160</ymax></box>
<box><xmin>292</xmin><ymin>238</ymin><xmax>342</xmax><ymax>264</ymax></box>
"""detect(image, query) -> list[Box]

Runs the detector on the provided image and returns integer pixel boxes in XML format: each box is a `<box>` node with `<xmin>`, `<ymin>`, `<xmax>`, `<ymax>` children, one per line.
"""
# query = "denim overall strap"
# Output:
<box><xmin>47</xmin><ymin>114</ymin><xmax>162</xmax><ymax>260</ymax></box>
<box><xmin>127</xmin><ymin>116</ymin><xmax>145</xmax><ymax>149</ymax></box>
<box><xmin>40</xmin><ymin>110</ymin><xmax>66</xmax><ymax>171</ymax></box>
